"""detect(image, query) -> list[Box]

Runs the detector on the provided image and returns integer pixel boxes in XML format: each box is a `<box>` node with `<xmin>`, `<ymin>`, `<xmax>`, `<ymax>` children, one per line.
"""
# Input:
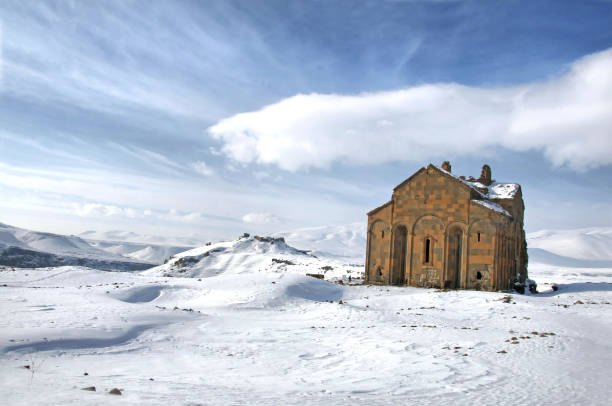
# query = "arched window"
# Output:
<box><xmin>424</xmin><ymin>238</ymin><xmax>432</xmax><ymax>265</ymax></box>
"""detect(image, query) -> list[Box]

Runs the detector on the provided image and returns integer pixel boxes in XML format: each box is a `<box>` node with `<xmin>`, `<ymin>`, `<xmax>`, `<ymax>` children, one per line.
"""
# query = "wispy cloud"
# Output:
<box><xmin>2</xmin><ymin>1</ymin><xmax>612</xmax><ymax>237</ymax></box>
<box><xmin>72</xmin><ymin>203</ymin><xmax>210</xmax><ymax>223</ymax></box>
<box><xmin>0</xmin><ymin>131</ymin><xmax>101</xmax><ymax>167</ymax></box>
<box><xmin>0</xmin><ymin>1</ymin><xmax>315</xmax><ymax>122</ymax></box>
<box><xmin>74</xmin><ymin>203</ymin><xmax>146</xmax><ymax>219</ymax></box>
<box><xmin>209</xmin><ymin>48</ymin><xmax>612</xmax><ymax>172</ymax></box>
<box><xmin>0</xmin><ymin>160</ymin><xmax>362</xmax><ymax>234</ymax></box>
<box><xmin>242</xmin><ymin>213</ymin><xmax>282</xmax><ymax>225</ymax></box>
<box><xmin>108</xmin><ymin>142</ymin><xmax>188</xmax><ymax>176</ymax></box>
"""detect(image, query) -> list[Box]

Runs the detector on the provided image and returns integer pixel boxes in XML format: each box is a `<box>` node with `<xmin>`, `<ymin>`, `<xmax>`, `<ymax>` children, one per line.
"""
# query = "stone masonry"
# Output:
<box><xmin>365</xmin><ymin>162</ymin><xmax>527</xmax><ymax>291</ymax></box>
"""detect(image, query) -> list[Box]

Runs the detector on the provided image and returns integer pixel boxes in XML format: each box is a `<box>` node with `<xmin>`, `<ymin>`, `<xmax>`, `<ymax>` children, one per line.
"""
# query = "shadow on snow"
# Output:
<box><xmin>538</xmin><ymin>282</ymin><xmax>612</xmax><ymax>297</ymax></box>
<box><xmin>3</xmin><ymin>324</ymin><xmax>156</xmax><ymax>353</ymax></box>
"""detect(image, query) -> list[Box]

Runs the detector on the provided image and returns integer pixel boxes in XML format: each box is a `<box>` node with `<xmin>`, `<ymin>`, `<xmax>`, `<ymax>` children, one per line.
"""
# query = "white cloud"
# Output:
<box><xmin>74</xmin><ymin>203</ymin><xmax>143</xmax><ymax>218</ymax></box>
<box><xmin>209</xmin><ymin>48</ymin><xmax>612</xmax><ymax>172</ymax></box>
<box><xmin>73</xmin><ymin>203</ymin><xmax>206</xmax><ymax>223</ymax></box>
<box><xmin>191</xmin><ymin>160</ymin><xmax>215</xmax><ymax>176</ymax></box>
<box><xmin>242</xmin><ymin>212</ymin><xmax>281</xmax><ymax>224</ymax></box>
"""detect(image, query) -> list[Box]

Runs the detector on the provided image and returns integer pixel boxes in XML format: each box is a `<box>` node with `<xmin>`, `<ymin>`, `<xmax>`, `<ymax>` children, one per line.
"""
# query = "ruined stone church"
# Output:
<box><xmin>365</xmin><ymin>162</ymin><xmax>527</xmax><ymax>291</ymax></box>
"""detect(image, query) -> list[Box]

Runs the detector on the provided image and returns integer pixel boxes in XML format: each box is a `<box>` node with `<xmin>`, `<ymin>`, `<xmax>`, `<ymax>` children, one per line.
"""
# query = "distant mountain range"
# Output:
<box><xmin>2</xmin><ymin>221</ymin><xmax>612</xmax><ymax>271</ymax></box>
<box><xmin>527</xmin><ymin>227</ymin><xmax>612</xmax><ymax>268</ymax></box>
<box><xmin>78</xmin><ymin>229</ymin><xmax>205</xmax><ymax>247</ymax></box>
<box><xmin>0</xmin><ymin>223</ymin><xmax>192</xmax><ymax>270</ymax></box>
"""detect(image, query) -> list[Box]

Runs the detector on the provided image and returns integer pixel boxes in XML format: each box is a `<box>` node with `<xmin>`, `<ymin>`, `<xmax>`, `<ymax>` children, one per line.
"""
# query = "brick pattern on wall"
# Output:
<box><xmin>365</xmin><ymin>164</ymin><xmax>527</xmax><ymax>292</ymax></box>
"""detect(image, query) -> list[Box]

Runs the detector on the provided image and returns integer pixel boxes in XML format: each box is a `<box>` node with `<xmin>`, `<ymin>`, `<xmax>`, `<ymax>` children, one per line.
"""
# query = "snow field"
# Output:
<box><xmin>1</xmin><ymin>261</ymin><xmax>611</xmax><ymax>405</ymax></box>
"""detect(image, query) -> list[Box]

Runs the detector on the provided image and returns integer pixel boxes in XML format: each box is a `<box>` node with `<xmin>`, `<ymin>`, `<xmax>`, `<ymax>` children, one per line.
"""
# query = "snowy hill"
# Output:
<box><xmin>0</xmin><ymin>223</ymin><xmax>151</xmax><ymax>270</ymax></box>
<box><xmin>78</xmin><ymin>229</ymin><xmax>200</xmax><ymax>265</ymax></box>
<box><xmin>274</xmin><ymin>222</ymin><xmax>366</xmax><ymax>262</ymax></box>
<box><xmin>527</xmin><ymin>227</ymin><xmax>612</xmax><ymax>262</ymax></box>
<box><xmin>85</xmin><ymin>239</ymin><xmax>193</xmax><ymax>265</ymax></box>
<box><xmin>0</xmin><ymin>222</ymin><xmax>119</xmax><ymax>259</ymax></box>
<box><xmin>143</xmin><ymin>235</ymin><xmax>364</xmax><ymax>281</ymax></box>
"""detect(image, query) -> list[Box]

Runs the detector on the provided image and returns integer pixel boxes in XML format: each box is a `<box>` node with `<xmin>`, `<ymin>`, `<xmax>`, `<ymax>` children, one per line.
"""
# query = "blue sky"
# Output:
<box><xmin>1</xmin><ymin>0</ymin><xmax>612</xmax><ymax>240</ymax></box>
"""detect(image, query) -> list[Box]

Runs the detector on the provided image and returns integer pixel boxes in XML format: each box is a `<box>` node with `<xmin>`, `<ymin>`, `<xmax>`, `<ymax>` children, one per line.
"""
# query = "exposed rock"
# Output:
<box><xmin>254</xmin><ymin>236</ymin><xmax>285</xmax><ymax>244</ymax></box>
<box><xmin>272</xmin><ymin>258</ymin><xmax>294</xmax><ymax>265</ymax></box>
<box><xmin>306</xmin><ymin>273</ymin><xmax>324</xmax><ymax>279</ymax></box>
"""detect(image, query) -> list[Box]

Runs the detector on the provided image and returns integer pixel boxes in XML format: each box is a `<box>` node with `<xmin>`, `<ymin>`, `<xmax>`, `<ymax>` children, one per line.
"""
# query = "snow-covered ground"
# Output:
<box><xmin>1</xmin><ymin>226</ymin><xmax>611</xmax><ymax>405</ymax></box>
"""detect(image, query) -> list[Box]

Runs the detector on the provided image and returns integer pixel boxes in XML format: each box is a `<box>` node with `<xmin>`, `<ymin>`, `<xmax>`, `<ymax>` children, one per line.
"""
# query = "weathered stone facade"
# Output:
<box><xmin>365</xmin><ymin>162</ymin><xmax>527</xmax><ymax>291</ymax></box>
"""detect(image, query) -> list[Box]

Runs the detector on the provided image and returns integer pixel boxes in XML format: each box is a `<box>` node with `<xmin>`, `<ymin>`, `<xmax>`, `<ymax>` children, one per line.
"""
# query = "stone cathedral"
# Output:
<box><xmin>365</xmin><ymin>162</ymin><xmax>528</xmax><ymax>291</ymax></box>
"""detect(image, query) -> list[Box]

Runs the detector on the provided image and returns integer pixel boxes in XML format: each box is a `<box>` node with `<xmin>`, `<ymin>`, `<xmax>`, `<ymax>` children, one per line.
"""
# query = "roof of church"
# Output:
<box><xmin>436</xmin><ymin>165</ymin><xmax>520</xmax><ymax>200</ymax></box>
<box><xmin>370</xmin><ymin>163</ymin><xmax>520</xmax><ymax>218</ymax></box>
<box><xmin>427</xmin><ymin>165</ymin><xmax>514</xmax><ymax>216</ymax></box>
<box><xmin>367</xmin><ymin>200</ymin><xmax>392</xmax><ymax>216</ymax></box>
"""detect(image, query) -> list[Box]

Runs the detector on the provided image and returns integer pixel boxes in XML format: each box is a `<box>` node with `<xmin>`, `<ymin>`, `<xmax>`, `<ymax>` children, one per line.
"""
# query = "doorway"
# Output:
<box><xmin>392</xmin><ymin>226</ymin><xmax>407</xmax><ymax>285</ymax></box>
<box><xmin>447</xmin><ymin>230</ymin><xmax>462</xmax><ymax>289</ymax></box>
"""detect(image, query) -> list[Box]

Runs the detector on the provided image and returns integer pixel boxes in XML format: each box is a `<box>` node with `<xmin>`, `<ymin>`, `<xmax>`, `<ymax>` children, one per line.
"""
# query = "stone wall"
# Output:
<box><xmin>365</xmin><ymin>163</ymin><xmax>527</xmax><ymax>292</ymax></box>
<box><xmin>365</xmin><ymin>202</ymin><xmax>392</xmax><ymax>284</ymax></box>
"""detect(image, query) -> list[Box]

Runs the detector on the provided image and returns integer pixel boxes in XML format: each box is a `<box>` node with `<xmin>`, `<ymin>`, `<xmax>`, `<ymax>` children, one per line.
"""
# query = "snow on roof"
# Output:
<box><xmin>463</xmin><ymin>181</ymin><xmax>520</xmax><ymax>200</ymax></box>
<box><xmin>472</xmin><ymin>199</ymin><xmax>511</xmax><ymax>217</ymax></box>
<box><xmin>435</xmin><ymin>166</ymin><xmax>486</xmax><ymax>198</ymax></box>
<box><xmin>435</xmin><ymin>165</ymin><xmax>519</xmax><ymax>200</ymax></box>
<box><xmin>488</xmin><ymin>182</ymin><xmax>520</xmax><ymax>199</ymax></box>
